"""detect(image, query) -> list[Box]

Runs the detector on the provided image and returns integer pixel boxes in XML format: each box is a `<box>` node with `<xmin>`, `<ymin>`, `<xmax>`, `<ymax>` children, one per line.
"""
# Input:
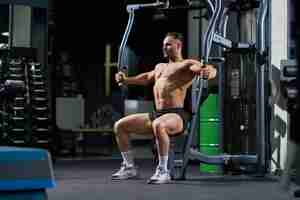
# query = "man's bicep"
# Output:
<box><xmin>147</xmin><ymin>70</ymin><xmax>155</xmax><ymax>82</ymax></box>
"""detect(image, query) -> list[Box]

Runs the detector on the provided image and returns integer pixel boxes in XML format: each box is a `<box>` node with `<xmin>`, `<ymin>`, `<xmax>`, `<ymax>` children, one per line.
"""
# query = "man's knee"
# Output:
<box><xmin>152</xmin><ymin>121</ymin><xmax>167</xmax><ymax>138</ymax></box>
<box><xmin>113</xmin><ymin>120</ymin><xmax>120</xmax><ymax>135</ymax></box>
<box><xmin>152</xmin><ymin>119</ymin><xmax>184</xmax><ymax>138</ymax></box>
<box><xmin>113</xmin><ymin>118</ymin><xmax>127</xmax><ymax>135</ymax></box>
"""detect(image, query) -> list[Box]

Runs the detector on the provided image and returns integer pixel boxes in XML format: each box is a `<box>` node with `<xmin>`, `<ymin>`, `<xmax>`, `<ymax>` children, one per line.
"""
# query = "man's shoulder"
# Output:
<box><xmin>155</xmin><ymin>62</ymin><xmax>167</xmax><ymax>69</ymax></box>
<box><xmin>156</xmin><ymin>62</ymin><xmax>167</xmax><ymax>66</ymax></box>
<box><xmin>184</xmin><ymin>58</ymin><xmax>201</xmax><ymax>63</ymax></box>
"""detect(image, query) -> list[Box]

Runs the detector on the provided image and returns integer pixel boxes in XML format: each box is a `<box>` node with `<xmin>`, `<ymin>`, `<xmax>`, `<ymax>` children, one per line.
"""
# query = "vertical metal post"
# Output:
<box><xmin>257</xmin><ymin>0</ymin><xmax>269</xmax><ymax>173</ymax></box>
<box><xmin>105</xmin><ymin>44</ymin><xmax>112</xmax><ymax>97</ymax></box>
<box><xmin>218</xmin><ymin>7</ymin><xmax>229</xmax><ymax>166</ymax></box>
<box><xmin>8</xmin><ymin>4</ymin><xmax>14</xmax><ymax>49</ymax></box>
<box><xmin>239</xmin><ymin>7</ymin><xmax>257</xmax><ymax>155</ymax></box>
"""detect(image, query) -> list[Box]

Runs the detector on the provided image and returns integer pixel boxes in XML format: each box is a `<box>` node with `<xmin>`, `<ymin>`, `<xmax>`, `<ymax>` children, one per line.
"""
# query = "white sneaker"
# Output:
<box><xmin>147</xmin><ymin>166</ymin><xmax>171</xmax><ymax>184</ymax></box>
<box><xmin>112</xmin><ymin>163</ymin><xmax>138</xmax><ymax>180</ymax></box>
<box><xmin>148</xmin><ymin>166</ymin><xmax>161</xmax><ymax>181</ymax></box>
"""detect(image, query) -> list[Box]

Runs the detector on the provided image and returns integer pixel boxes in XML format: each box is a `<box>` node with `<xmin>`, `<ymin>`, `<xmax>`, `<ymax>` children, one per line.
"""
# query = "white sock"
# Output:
<box><xmin>159</xmin><ymin>155</ymin><xmax>168</xmax><ymax>172</ymax></box>
<box><xmin>155</xmin><ymin>139</ymin><xmax>160</xmax><ymax>161</ymax></box>
<box><xmin>156</xmin><ymin>139</ymin><xmax>168</xmax><ymax>171</ymax></box>
<box><xmin>121</xmin><ymin>151</ymin><xmax>134</xmax><ymax>167</ymax></box>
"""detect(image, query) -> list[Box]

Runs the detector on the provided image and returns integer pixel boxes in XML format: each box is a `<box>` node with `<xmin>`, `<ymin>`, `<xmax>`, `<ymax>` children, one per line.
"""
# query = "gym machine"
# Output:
<box><xmin>169</xmin><ymin>0</ymin><xmax>270</xmax><ymax>179</ymax></box>
<box><xmin>118</xmin><ymin>0</ymin><xmax>270</xmax><ymax>180</ymax></box>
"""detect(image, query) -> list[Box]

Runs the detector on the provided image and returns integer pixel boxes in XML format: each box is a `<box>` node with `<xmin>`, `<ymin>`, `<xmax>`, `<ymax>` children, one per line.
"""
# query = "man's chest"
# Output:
<box><xmin>155</xmin><ymin>65</ymin><xmax>180</xmax><ymax>80</ymax></box>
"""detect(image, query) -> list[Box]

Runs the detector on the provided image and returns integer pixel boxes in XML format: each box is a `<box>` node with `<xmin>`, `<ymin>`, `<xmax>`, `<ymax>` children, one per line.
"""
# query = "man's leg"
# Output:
<box><xmin>112</xmin><ymin>113</ymin><xmax>153</xmax><ymax>180</ymax></box>
<box><xmin>114</xmin><ymin>120</ymin><xmax>134</xmax><ymax>168</ymax></box>
<box><xmin>148</xmin><ymin>113</ymin><xmax>184</xmax><ymax>184</ymax></box>
<box><xmin>156</xmin><ymin>132</ymin><xmax>170</xmax><ymax>172</ymax></box>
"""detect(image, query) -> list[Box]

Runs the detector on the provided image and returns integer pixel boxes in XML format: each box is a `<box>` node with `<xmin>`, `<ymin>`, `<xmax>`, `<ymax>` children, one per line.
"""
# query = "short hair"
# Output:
<box><xmin>165</xmin><ymin>32</ymin><xmax>184</xmax><ymax>43</ymax></box>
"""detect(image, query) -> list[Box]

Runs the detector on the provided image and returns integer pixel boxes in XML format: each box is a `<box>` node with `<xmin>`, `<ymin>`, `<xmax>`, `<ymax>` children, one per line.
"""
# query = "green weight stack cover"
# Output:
<box><xmin>199</xmin><ymin>121</ymin><xmax>220</xmax><ymax>173</ymax></box>
<box><xmin>199</xmin><ymin>94</ymin><xmax>219</xmax><ymax>119</ymax></box>
<box><xmin>198</xmin><ymin>94</ymin><xmax>220</xmax><ymax>173</ymax></box>
<box><xmin>199</xmin><ymin>119</ymin><xmax>219</xmax><ymax>144</ymax></box>
<box><xmin>199</xmin><ymin>144</ymin><xmax>221</xmax><ymax>173</ymax></box>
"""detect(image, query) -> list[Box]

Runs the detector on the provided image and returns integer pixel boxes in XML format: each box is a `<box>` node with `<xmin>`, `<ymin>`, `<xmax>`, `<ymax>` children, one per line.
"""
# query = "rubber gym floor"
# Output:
<box><xmin>47</xmin><ymin>158</ymin><xmax>293</xmax><ymax>200</ymax></box>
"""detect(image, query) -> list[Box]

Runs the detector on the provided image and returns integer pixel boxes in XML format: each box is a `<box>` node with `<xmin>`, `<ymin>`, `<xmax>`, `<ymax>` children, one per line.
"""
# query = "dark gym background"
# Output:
<box><xmin>51</xmin><ymin>0</ymin><xmax>188</xmax><ymax>118</ymax></box>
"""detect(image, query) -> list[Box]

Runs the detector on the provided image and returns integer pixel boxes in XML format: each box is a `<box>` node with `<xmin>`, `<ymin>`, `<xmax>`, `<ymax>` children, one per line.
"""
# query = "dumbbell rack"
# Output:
<box><xmin>8</xmin><ymin>58</ymin><xmax>28</xmax><ymax>144</ymax></box>
<box><xmin>0</xmin><ymin>52</ymin><xmax>8</xmax><ymax>142</ymax></box>
<box><xmin>0</xmin><ymin>51</ymin><xmax>51</xmax><ymax>149</ymax></box>
<box><xmin>28</xmin><ymin>62</ymin><xmax>51</xmax><ymax>147</ymax></box>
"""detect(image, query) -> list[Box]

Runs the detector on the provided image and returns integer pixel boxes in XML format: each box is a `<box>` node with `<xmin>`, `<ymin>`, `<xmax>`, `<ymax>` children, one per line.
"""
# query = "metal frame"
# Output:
<box><xmin>118</xmin><ymin>0</ymin><xmax>270</xmax><ymax>180</ymax></box>
<box><xmin>117</xmin><ymin>1</ymin><xmax>168</xmax><ymax>98</ymax></box>
<box><xmin>256</xmin><ymin>0</ymin><xmax>269</xmax><ymax>173</ymax></box>
<box><xmin>172</xmin><ymin>0</ymin><xmax>270</xmax><ymax>180</ymax></box>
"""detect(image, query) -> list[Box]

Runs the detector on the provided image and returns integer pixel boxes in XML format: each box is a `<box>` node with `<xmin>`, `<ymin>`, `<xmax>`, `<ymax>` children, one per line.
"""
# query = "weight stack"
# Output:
<box><xmin>7</xmin><ymin>59</ymin><xmax>28</xmax><ymax>144</ymax></box>
<box><xmin>199</xmin><ymin>94</ymin><xmax>221</xmax><ymax>174</ymax></box>
<box><xmin>0</xmin><ymin>146</ymin><xmax>55</xmax><ymax>199</ymax></box>
<box><xmin>28</xmin><ymin>62</ymin><xmax>51</xmax><ymax>149</ymax></box>
<box><xmin>222</xmin><ymin>49</ymin><xmax>257</xmax><ymax>173</ymax></box>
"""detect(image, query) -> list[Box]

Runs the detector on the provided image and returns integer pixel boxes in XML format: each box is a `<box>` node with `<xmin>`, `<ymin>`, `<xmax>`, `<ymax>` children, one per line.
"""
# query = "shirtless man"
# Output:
<box><xmin>112</xmin><ymin>32</ymin><xmax>217</xmax><ymax>184</ymax></box>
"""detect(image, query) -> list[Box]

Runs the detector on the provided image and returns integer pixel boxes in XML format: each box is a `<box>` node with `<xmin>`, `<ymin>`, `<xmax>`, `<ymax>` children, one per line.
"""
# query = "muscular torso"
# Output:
<box><xmin>153</xmin><ymin>62</ymin><xmax>194</xmax><ymax>110</ymax></box>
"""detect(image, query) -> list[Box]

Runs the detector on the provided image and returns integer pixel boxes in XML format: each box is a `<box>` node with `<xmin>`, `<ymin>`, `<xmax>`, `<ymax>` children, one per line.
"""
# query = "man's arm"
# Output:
<box><xmin>187</xmin><ymin>59</ymin><xmax>217</xmax><ymax>80</ymax></box>
<box><xmin>175</xmin><ymin>59</ymin><xmax>217</xmax><ymax>80</ymax></box>
<box><xmin>115</xmin><ymin>70</ymin><xmax>155</xmax><ymax>86</ymax></box>
<box><xmin>191</xmin><ymin>64</ymin><xmax>217</xmax><ymax>80</ymax></box>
